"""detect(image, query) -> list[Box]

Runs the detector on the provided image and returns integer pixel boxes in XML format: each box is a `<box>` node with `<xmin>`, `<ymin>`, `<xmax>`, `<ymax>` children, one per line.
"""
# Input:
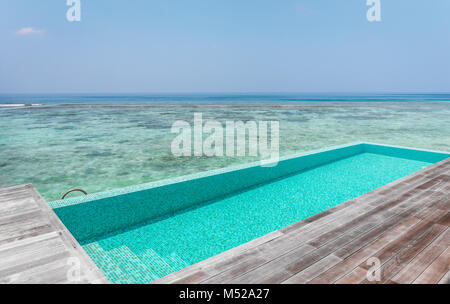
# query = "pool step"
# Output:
<box><xmin>83</xmin><ymin>243</ymin><xmax>189</xmax><ymax>283</ymax></box>
<box><xmin>107</xmin><ymin>246</ymin><xmax>156</xmax><ymax>284</ymax></box>
<box><xmin>83</xmin><ymin>243</ymin><xmax>130</xmax><ymax>283</ymax></box>
<box><xmin>141</xmin><ymin>249</ymin><xmax>177</xmax><ymax>278</ymax></box>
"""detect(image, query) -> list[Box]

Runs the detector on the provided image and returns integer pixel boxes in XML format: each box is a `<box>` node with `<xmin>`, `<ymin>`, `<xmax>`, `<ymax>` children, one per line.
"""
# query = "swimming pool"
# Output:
<box><xmin>50</xmin><ymin>143</ymin><xmax>449</xmax><ymax>283</ymax></box>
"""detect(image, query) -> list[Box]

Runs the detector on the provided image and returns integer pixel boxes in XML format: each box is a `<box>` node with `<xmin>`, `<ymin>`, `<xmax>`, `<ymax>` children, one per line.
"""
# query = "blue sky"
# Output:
<box><xmin>0</xmin><ymin>0</ymin><xmax>449</xmax><ymax>94</ymax></box>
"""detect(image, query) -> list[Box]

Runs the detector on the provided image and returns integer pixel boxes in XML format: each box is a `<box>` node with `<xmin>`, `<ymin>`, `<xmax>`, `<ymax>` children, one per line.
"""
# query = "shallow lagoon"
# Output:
<box><xmin>0</xmin><ymin>100</ymin><xmax>449</xmax><ymax>201</ymax></box>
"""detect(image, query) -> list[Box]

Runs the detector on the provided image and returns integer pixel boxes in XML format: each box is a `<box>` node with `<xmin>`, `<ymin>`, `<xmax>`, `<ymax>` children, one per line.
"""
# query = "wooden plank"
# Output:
<box><xmin>172</xmin><ymin>271</ymin><xmax>210</xmax><ymax>284</ymax></box>
<box><xmin>438</xmin><ymin>270</ymin><xmax>450</xmax><ymax>284</ymax></box>
<box><xmin>335</xmin><ymin>266</ymin><xmax>368</xmax><ymax>284</ymax></box>
<box><xmin>360</xmin><ymin>222</ymin><xmax>447</xmax><ymax>284</ymax></box>
<box><xmin>358</xmin><ymin>210</ymin><xmax>446</xmax><ymax>272</ymax></box>
<box><xmin>437</xmin><ymin>212</ymin><xmax>450</xmax><ymax>226</ymax></box>
<box><xmin>282</xmin><ymin>254</ymin><xmax>342</xmax><ymax>284</ymax></box>
<box><xmin>324</xmin><ymin>199</ymin><xmax>447</xmax><ymax>284</ymax></box>
<box><xmin>0</xmin><ymin>184</ymin><xmax>108</xmax><ymax>284</ymax></box>
<box><xmin>309</xmin><ymin>216</ymin><xmax>421</xmax><ymax>284</ymax></box>
<box><xmin>391</xmin><ymin>229</ymin><xmax>449</xmax><ymax>284</ymax></box>
<box><xmin>0</xmin><ymin>184</ymin><xmax>33</xmax><ymax>195</ymax></box>
<box><xmin>0</xmin><ymin>210</ymin><xmax>54</xmax><ymax>245</ymax></box>
<box><xmin>413</xmin><ymin>248</ymin><xmax>450</xmax><ymax>284</ymax></box>
<box><xmin>205</xmin><ymin>245</ymin><xmax>316</xmax><ymax>284</ymax></box>
<box><xmin>333</xmin><ymin>189</ymin><xmax>446</xmax><ymax>259</ymax></box>
<box><xmin>323</xmin><ymin>198</ymin><xmax>448</xmax><ymax>284</ymax></box>
<box><xmin>313</xmin><ymin>193</ymin><xmax>449</xmax><ymax>284</ymax></box>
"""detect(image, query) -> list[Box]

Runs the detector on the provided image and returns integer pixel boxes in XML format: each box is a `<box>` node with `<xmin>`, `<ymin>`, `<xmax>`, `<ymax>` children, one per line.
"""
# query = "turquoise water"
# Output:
<box><xmin>81</xmin><ymin>152</ymin><xmax>432</xmax><ymax>284</ymax></box>
<box><xmin>2</xmin><ymin>93</ymin><xmax>450</xmax><ymax>104</ymax></box>
<box><xmin>0</xmin><ymin>96</ymin><xmax>449</xmax><ymax>202</ymax></box>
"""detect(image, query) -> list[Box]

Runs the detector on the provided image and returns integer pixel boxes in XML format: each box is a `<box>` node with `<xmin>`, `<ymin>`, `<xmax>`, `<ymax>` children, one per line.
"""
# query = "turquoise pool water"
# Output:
<box><xmin>78</xmin><ymin>151</ymin><xmax>435</xmax><ymax>283</ymax></box>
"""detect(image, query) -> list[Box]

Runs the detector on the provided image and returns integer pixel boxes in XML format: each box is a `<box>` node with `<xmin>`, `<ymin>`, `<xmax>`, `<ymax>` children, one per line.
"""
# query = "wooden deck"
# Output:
<box><xmin>0</xmin><ymin>184</ymin><xmax>108</xmax><ymax>284</ymax></box>
<box><xmin>155</xmin><ymin>158</ymin><xmax>450</xmax><ymax>284</ymax></box>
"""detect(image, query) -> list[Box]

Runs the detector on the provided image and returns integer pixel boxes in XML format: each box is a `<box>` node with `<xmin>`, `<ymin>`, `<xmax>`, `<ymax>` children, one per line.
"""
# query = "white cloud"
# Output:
<box><xmin>16</xmin><ymin>27</ymin><xmax>44</xmax><ymax>35</ymax></box>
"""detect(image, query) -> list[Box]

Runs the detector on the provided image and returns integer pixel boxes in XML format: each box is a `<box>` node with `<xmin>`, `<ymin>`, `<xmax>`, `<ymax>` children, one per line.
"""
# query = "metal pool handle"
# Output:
<box><xmin>61</xmin><ymin>189</ymin><xmax>87</xmax><ymax>199</ymax></box>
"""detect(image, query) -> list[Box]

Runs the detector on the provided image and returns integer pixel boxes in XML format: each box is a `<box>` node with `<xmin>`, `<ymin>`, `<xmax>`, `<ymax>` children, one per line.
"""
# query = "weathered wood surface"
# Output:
<box><xmin>0</xmin><ymin>184</ymin><xmax>108</xmax><ymax>284</ymax></box>
<box><xmin>155</xmin><ymin>158</ymin><xmax>450</xmax><ymax>284</ymax></box>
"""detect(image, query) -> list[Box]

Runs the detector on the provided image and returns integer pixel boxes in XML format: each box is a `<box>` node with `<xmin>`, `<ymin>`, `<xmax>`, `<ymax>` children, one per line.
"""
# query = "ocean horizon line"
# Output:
<box><xmin>1</xmin><ymin>92</ymin><xmax>450</xmax><ymax>96</ymax></box>
<box><xmin>1</xmin><ymin>92</ymin><xmax>450</xmax><ymax>106</ymax></box>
